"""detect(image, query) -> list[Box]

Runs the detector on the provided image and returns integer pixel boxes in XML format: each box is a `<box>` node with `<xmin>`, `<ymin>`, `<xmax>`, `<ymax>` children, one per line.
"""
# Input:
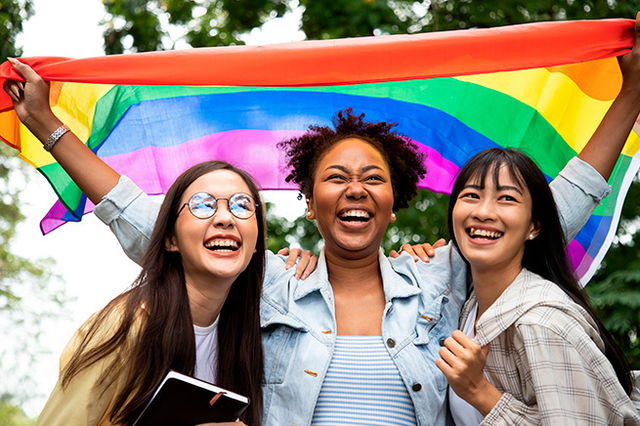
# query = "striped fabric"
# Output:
<box><xmin>311</xmin><ymin>335</ymin><xmax>416</xmax><ymax>425</ymax></box>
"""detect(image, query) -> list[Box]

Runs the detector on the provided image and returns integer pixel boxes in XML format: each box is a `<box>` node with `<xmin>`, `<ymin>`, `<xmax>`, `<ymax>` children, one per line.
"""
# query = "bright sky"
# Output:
<box><xmin>11</xmin><ymin>0</ymin><xmax>306</xmax><ymax>416</ymax></box>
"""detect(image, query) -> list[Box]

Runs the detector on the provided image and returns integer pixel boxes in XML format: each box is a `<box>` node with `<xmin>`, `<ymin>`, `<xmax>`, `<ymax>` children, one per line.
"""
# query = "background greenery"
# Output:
<box><xmin>2</xmin><ymin>0</ymin><xmax>639</xmax><ymax>421</ymax></box>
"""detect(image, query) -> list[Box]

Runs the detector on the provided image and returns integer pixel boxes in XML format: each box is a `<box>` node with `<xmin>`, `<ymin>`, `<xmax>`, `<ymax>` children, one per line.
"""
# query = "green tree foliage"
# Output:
<box><xmin>0</xmin><ymin>395</ymin><xmax>35</xmax><ymax>426</ymax></box>
<box><xmin>0</xmin><ymin>1</ymin><xmax>33</xmax><ymax>60</ymax></box>
<box><xmin>1</xmin><ymin>2</ymin><xmax>68</xmax><ymax>420</ymax></box>
<box><xmin>586</xmin><ymin>181</ymin><xmax>640</xmax><ymax>367</ymax></box>
<box><xmin>102</xmin><ymin>0</ymin><xmax>640</xmax><ymax>53</ymax></box>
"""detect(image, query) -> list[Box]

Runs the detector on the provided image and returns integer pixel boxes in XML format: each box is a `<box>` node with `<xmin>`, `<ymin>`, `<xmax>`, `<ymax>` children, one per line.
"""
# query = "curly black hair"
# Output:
<box><xmin>278</xmin><ymin>108</ymin><xmax>426</xmax><ymax>211</ymax></box>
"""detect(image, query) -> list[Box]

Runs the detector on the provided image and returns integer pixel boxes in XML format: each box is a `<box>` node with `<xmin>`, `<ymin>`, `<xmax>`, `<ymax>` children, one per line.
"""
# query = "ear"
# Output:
<box><xmin>165</xmin><ymin>235</ymin><xmax>179</xmax><ymax>252</ymax></box>
<box><xmin>306</xmin><ymin>198</ymin><xmax>316</xmax><ymax>220</ymax></box>
<box><xmin>528</xmin><ymin>220</ymin><xmax>541</xmax><ymax>241</ymax></box>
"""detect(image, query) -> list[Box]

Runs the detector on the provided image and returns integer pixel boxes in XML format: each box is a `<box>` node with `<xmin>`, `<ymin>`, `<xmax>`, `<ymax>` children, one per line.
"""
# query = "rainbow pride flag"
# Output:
<box><xmin>0</xmin><ymin>19</ymin><xmax>638</xmax><ymax>284</ymax></box>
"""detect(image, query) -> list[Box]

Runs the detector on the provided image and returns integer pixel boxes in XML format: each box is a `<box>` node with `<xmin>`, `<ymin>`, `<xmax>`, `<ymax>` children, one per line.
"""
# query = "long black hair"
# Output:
<box><xmin>447</xmin><ymin>148</ymin><xmax>632</xmax><ymax>394</ymax></box>
<box><xmin>62</xmin><ymin>161</ymin><xmax>265</xmax><ymax>424</ymax></box>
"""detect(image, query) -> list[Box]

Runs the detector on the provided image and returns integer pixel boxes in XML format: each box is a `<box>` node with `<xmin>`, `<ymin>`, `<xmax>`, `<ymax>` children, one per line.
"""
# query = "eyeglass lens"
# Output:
<box><xmin>187</xmin><ymin>192</ymin><xmax>256</xmax><ymax>219</ymax></box>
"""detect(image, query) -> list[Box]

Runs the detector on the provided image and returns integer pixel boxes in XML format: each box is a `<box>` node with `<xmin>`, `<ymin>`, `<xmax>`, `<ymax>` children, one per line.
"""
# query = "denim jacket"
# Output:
<box><xmin>93</xmin><ymin>157</ymin><xmax>609</xmax><ymax>425</ymax></box>
<box><xmin>260</xmin><ymin>247</ymin><xmax>467</xmax><ymax>425</ymax></box>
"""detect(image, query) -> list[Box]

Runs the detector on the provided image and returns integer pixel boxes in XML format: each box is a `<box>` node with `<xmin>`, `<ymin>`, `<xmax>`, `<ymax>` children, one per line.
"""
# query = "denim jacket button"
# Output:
<box><xmin>412</xmin><ymin>383</ymin><xmax>422</xmax><ymax>392</ymax></box>
<box><xmin>386</xmin><ymin>338</ymin><xmax>396</xmax><ymax>348</ymax></box>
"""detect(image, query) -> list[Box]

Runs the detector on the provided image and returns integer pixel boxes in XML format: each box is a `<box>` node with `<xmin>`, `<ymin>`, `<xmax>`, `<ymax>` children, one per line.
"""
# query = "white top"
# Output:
<box><xmin>311</xmin><ymin>335</ymin><xmax>417</xmax><ymax>425</ymax></box>
<box><xmin>193</xmin><ymin>317</ymin><xmax>219</xmax><ymax>384</ymax></box>
<box><xmin>449</xmin><ymin>302</ymin><xmax>484</xmax><ymax>426</ymax></box>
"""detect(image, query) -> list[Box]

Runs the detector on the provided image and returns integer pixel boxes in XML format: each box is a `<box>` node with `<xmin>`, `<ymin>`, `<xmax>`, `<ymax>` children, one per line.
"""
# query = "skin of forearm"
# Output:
<box><xmin>28</xmin><ymin>110</ymin><xmax>120</xmax><ymax>205</ymax></box>
<box><xmin>578</xmin><ymin>86</ymin><xmax>640</xmax><ymax>181</ymax></box>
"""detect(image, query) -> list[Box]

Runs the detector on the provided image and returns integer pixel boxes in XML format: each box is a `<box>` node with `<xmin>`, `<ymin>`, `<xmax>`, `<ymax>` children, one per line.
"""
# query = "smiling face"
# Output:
<box><xmin>452</xmin><ymin>164</ymin><xmax>539</xmax><ymax>276</ymax></box>
<box><xmin>307</xmin><ymin>138</ymin><xmax>395</xmax><ymax>260</ymax></box>
<box><xmin>167</xmin><ymin>169</ymin><xmax>259</xmax><ymax>287</ymax></box>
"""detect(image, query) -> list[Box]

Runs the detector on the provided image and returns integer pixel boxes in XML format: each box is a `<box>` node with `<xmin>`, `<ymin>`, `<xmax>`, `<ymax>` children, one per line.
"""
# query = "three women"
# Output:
<box><xmin>5</xmin><ymin>14</ymin><xmax>640</xmax><ymax>425</ymax></box>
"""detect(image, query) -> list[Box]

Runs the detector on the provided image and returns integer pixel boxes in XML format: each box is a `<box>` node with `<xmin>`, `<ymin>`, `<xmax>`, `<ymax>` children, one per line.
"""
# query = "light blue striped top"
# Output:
<box><xmin>311</xmin><ymin>335</ymin><xmax>417</xmax><ymax>425</ymax></box>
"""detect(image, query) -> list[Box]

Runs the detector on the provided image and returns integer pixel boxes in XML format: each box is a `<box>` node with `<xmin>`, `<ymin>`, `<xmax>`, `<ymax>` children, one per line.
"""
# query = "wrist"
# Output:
<box><xmin>24</xmin><ymin>111</ymin><xmax>64</xmax><ymax>142</ymax></box>
<box><xmin>618</xmin><ymin>82</ymin><xmax>640</xmax><ymax>100</ymax></box>
<box><xmin>466</xmin><ymin>379</ymin><xmax>503</xmax><ymax>416</ymax></box>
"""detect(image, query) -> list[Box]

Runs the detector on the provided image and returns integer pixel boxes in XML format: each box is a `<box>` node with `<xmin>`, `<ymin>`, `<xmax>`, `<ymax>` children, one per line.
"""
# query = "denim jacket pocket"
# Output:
<box><xmin>413</xmin><ymin>293</ymin><xmax>451</xmax><ymax>392</ymax></box>
<box><xmin>261</xmin><ymin>313</ymin><xmax>306</xmax><ymax>385</ymax></box>
<box><xmin>413</xmin><ymin>293</ymin><xmax>449</xmax><ymax>346</ymax></box>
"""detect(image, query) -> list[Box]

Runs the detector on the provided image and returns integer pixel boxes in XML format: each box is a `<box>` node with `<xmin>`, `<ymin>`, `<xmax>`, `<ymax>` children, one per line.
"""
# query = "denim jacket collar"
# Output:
<box><xmin>293</xmin><ymin>248</ymin><xmax>421</xmax><ymax>302</ymax></box>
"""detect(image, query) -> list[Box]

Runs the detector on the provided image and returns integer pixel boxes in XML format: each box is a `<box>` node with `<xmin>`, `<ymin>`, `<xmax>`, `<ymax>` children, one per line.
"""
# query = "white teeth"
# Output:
<box><xmin>340</xmin><ymin>209</ymin><xmax>371</xmax><ymax>219</ymax></box>
<box><xmin>469</xmin><ymin>227</ymin><xmax>503</xmax><ymax>239</ymax></box>
<box><xmin>204</xmin><ymin>239</ymin><xmax>239</xmax><ymax>249</ymax></box>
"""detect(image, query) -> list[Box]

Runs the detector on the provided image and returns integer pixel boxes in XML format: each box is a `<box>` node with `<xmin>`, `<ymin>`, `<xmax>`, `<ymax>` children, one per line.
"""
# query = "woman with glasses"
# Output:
<box><xmin>34</xmin><ymin>160</ymin><xmax>264</xmax><ymax>425</ymax></box>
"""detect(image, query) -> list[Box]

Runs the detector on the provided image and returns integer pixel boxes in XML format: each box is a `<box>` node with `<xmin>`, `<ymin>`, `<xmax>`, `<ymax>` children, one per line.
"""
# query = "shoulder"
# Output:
<box><xmin>389</xmin><ymin>243</ymin><xmax>467</xmax><ymax>290</ymax></box>
<box><xmin>60</xmin><ymin>295</ymin><xmax>147</xmax><ymax>371</ymax></box>
<box><xmin>510</xmin><ymin>279</ymin><xmax>602</xmax><ymax>351</ymax></box>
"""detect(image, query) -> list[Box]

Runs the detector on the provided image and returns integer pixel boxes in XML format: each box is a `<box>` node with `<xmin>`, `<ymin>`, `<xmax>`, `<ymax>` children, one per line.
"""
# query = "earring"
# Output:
<box><xmin>528</xmin><ymin>233</ymin><xmax>536</xmax><ymax>240</ymax></box>
<box><xmin>306</xmin><ymin>211</ymin><xmax>313</xmax><ymax>219</ymax></box>
<box><xmin>391</xmin><ymin>213</ymin><xmax>397</xmax><ymax>222</ymax></box>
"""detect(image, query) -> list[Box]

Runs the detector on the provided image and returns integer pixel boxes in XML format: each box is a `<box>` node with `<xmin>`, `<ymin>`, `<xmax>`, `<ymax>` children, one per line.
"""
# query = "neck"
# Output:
<box><xmin>471</xmin><ymin>262</ymin><xmax>523</xmax><ymax>318</ymax></box>
<box><xmin>324</xmin><ymin>248</ymin><xmax>382</xmax><ymax>292</ymax></box>
<box><xmin>185</xmin><ymin>275</ymin><xmax>234</xmax><ymax>327</ymax></box>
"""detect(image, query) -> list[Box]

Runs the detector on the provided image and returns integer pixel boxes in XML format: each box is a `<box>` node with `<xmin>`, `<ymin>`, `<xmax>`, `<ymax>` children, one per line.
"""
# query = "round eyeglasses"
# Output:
<box><xmin>177</xmin><ymin>192</ymin><xmax>258</xmax><ymax>220</ymax></box>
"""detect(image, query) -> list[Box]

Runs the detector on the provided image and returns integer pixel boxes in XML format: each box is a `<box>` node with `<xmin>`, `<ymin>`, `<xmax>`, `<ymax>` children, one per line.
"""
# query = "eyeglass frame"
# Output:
<box><xmin>177</xmin><ymin>191</ymin><xmax>259</xmax><ymax>220</ymax></box>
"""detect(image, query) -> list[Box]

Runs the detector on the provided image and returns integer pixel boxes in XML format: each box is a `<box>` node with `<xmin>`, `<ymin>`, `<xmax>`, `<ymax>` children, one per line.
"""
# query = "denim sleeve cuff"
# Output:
<box><xmin>558</xmin><ymin>157</ymin><xmax>611</xmax><ymax>201</ymax></box>
<box><xmin>94</xmin><ymin>175</ymin><xmax>145</xmax><ymax>226</ymax></box>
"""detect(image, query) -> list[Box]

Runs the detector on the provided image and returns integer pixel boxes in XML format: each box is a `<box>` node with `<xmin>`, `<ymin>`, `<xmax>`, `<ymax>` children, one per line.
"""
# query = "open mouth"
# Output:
<box><xmin>204</xmin><ymin>238</ymin><xmax>241</xmax><ymax>252</ymax></box>
<box><xmin>467</xmin><ymin>227</ymin><xmax>503</xmax><ymax>240</ymax></box>
<box><xmin>338</xmin><ymin>209</ymin><xmax>372</xmax><ymax>223</ymax></box>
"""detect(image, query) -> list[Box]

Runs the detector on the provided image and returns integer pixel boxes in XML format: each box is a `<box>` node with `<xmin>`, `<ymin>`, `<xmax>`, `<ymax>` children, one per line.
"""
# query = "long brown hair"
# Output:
<box><xmin>62</xmin><ymin>161</ymin><xmax>265</xmax><ymax>424</ymax></box>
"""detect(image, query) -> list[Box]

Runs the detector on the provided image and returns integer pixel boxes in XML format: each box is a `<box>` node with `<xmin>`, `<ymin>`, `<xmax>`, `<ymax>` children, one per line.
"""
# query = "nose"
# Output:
<box><xmin>472</xmin><ymin>198</ymin><xmax>496</xmax><ymax>221</ymax></box>
<box><xmin>345</xmin><ymin>181</ymin><xmax>368</xmax><ymax>200</ymax></box>
<box><xmin>212</xmin><ymin>200</ymin><xmax>234</xmax><ymax>228</ymax></box>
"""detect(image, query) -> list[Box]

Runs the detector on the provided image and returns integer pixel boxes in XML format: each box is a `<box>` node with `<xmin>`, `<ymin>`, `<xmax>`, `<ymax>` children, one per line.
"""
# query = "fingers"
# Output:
<box><xmin>282</xmin><ymin>248</ymin><xmax>318</xmax><ymax>279</ymax></box>
<box><xmin>396</xmin><ymin>243</ymin><xmax>422</xmax><ymax>262</ymax></box>
<box><xmin>441</xmin><ymin>333</ymin><xmax>466</xmax><ymax>357</ymax></box>
<box><xmin>3</xmin><ymin>80</ymin><xmax>21</xmax><ymax>103</ymax></box>
<box><xmin>296</xmin><ymin>250</ymin><xmax>317</xmax><ymax>280</ymax></box>
<box><xmin>433</xmin><ymin>238</ymin><xmax>446</xmax><ymax>249</ymax></box>
<box><xmin>392</xmin><ymin>240</ymin><xmax>444</xmax><ymax>262</ymax></box>
<box><xmin>438</xmin><ymin>330</ymin><xmax>485</xmax><ymax>368</ymax></box>
<box><xmin>283</xmin><ymin>247</ymin><xmax>299</xmax><ymax>270</ymax></box>
<box><xmin>481</xmin><ymin>344</ymin><xmax>490</xmax><ymax>357</ymax></box>
<box><xmin>293</xmin><ymin>249</ymin><xmax>311</xmax><ymax>278</ymax></box>
<box><xmin>7</xmin><ymin>57</ymin><xmax>40</xmax><ymax>82</ymax></box>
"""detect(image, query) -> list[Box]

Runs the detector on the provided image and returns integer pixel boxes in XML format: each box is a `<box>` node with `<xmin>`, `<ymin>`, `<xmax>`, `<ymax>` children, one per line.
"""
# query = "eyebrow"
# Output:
<box><xmin>463</xmin><ymin>183</ymin><xmax>524</xmax><ymax>195</ymax></box>
<box><xmin>326</xmin><ymin>165</ymin><xmax>384</xmax><ymax>173</ymax></box>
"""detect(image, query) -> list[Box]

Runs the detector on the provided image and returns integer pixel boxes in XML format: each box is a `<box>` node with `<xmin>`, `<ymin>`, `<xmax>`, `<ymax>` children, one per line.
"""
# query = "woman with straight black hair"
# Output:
<box><xmin>37</xmin><ymin>160</ymin><xmax>265</xmax><ymax>425</ymax></box>
<box><xmin>437</xmin><ymin>148</ymin><xmax>639</xmax><ymax>425</ymax></box>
